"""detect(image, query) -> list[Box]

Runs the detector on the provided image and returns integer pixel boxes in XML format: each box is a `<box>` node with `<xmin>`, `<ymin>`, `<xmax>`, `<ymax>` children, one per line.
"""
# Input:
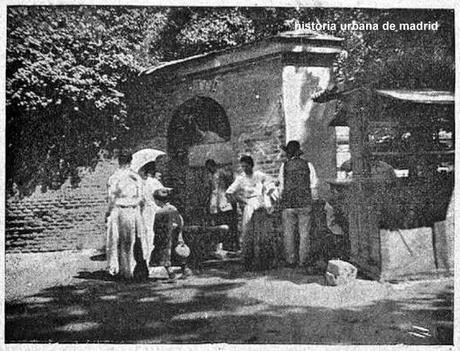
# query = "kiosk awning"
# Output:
<box><xmin>375</xmin><ymin>90</ymin><xmax>454</xmax><ymax>104</ymax></box>
<box><xmin>327</xmin><ymin>89</ymin><xmax>454</xmax><ymax>126</ymax></box>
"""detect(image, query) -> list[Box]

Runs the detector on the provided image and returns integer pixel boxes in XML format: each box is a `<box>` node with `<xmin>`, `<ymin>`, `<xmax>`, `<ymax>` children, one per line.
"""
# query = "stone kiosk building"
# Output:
<box><xmin>6</xmin><ymin>31</ymin><xmax>343</xmax><ymax>254</ymax></box>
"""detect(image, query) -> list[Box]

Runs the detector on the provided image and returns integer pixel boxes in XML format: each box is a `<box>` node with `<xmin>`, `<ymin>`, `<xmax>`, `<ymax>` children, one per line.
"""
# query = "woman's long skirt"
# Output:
<box><xmin>142</xmin><ymin>204</ymin><xmax>157</xmax><ymax>261</ymax></box>
<box><xmin>241</xmin><ymin>204</ymin><xmax>280</xmax><ymax>271</ymax></box>
<box><xmin>106</xmin><ymin>206</ymin><xmax>147</xmax><ymax>279</ymax></box>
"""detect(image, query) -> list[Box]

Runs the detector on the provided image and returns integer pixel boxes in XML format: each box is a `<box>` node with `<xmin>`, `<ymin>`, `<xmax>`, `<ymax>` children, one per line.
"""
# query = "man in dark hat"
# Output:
<box><xmin>279</xmin><ymin>140</ymin><xmax>319</xmax><ymax>270</ymax></box>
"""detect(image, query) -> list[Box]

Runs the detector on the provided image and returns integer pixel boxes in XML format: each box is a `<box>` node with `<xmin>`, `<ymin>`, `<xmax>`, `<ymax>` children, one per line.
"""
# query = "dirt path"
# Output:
<box><xmin>5</xmin><ymin>250</ymin><xmax>453</xmax><ymax>344</ymax></box>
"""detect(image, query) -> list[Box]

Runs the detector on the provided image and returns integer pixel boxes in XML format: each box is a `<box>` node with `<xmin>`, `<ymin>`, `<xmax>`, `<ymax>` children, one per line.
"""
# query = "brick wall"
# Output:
<box><xmin>6</xmin><ymin>159</ymin><xmax>117</xmax><ymax>253</ymax></box>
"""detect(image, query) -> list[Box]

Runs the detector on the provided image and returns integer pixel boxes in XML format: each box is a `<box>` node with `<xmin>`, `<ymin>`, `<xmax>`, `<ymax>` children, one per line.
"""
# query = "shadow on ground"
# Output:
<box><xmin>5</xmin><ymin>261</ymin><xmax>453</xmax><ymax>344</ymax></box>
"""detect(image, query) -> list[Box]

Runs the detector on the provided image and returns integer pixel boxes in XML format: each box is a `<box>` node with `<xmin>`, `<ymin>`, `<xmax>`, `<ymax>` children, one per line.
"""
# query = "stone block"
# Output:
<box><xmin>380</xmin><ymin>227</ymin><xmax>436</xmax><ymax>280</ymax></box>
<box><xmin>325</xmin><ymin>259</ymin><xmax>357</xmax><ymax>286</ymax></box>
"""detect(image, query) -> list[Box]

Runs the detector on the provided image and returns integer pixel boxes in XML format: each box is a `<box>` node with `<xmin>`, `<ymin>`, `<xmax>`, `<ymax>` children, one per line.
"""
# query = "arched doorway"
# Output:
<box><xmin>166</xmin><ymin>97</ymin><xmax>232</xmax><ymax>222</ymax></box>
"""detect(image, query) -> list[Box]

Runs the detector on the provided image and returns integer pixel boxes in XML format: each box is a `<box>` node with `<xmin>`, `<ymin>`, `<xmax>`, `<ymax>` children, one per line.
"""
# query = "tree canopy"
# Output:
<box><xmin>7</xmin><ymin>7</ymin><xmax>167</xmax><ymax>194</ymax></box>
<box><xmin>6</xmin><ymin>6</ymin><xmax>454</xmax><ymax>196</ymax></box>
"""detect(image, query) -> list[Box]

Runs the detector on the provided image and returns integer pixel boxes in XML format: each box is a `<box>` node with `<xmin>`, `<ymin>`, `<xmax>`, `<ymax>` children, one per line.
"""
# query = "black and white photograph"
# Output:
<box><xmin>3</xmin><ymin>1</ymin><xmax>456</xmax><ymax>346</ymax></box>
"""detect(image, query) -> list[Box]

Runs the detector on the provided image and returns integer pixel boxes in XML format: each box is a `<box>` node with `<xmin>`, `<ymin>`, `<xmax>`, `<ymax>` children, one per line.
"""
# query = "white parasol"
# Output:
<box><xmin>130</xmin><ymin>148</ymin><xmax>167</xmax><ymax>173</ymax></box>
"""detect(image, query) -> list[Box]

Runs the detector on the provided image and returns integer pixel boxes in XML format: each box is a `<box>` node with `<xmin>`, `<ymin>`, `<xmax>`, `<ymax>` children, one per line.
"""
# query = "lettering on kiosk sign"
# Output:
<box><xmin>190</xmin><ymin>77</ymin><xmax>221</xmax><ymax>93</ymax></box>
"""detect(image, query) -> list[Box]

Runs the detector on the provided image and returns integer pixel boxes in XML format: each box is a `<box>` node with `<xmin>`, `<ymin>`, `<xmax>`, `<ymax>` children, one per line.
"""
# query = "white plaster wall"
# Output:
<box><xmin>282</xmin><ymin>66</ymin><xmax>331</xmax><ymax>142</ymax></box>
<box><xmin>282</xmin><ymin>65</ymin><xmax>337</xmax><ymax>197</ymax></box>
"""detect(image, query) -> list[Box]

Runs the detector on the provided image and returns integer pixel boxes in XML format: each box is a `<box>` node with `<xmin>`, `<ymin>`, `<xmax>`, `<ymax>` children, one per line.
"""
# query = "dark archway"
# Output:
<box><xmin>167</xmin><ymin>96</ymin><xmax>230</xmax><ymax>157</ymax></box>
<box><xmin>166</xmin><ymin>97</ymin><xmax>231</xmax><ymax>220</ymax></box>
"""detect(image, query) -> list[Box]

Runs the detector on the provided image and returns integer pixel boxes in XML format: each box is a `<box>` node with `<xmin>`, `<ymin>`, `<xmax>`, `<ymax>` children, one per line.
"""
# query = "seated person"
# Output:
<box><xmin>150</xmin><ymin>188</ymin><xmax>191</xmax><ymax>279</ymax></box>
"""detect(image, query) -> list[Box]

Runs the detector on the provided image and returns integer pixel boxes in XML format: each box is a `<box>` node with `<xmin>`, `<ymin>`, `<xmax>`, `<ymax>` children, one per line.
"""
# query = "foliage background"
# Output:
<box><xmin>6</xmin><ymin>7</ymin><xmax>454</xmax><ymax>196</ymax></box>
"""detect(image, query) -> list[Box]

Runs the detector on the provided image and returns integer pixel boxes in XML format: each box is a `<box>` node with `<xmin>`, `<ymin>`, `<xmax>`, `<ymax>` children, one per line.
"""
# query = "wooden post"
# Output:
<box><xmin>346</xmin><ymin>91</ymin><xmax>363</xmax><ymax>265</ymax></box>
<box><xmin>346</xmin><ymin>89</ymin><xmax>381</xmax><ymax>279</ymax></box>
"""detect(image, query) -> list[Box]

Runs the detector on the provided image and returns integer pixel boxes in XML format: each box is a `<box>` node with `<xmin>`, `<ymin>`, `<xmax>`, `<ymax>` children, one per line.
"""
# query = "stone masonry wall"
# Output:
<box><xmin>168</xmin><ymin>57</ymin><xmax>287</xmax><ymax>177</ymax></box>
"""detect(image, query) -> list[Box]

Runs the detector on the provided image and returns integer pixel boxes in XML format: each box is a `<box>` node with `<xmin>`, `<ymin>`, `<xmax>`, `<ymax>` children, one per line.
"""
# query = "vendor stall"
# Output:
<box><xmin>318</xmin><ymin>88</ymin><xmax>454</xmax><ymax>281</ymax></box>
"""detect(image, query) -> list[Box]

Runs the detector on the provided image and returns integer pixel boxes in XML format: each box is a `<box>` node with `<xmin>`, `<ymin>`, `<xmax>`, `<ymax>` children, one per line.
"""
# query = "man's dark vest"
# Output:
<box><xmin>281</xmin><ymin>157</ymin><xmax>312</xmax><ymax>209</ymax></box>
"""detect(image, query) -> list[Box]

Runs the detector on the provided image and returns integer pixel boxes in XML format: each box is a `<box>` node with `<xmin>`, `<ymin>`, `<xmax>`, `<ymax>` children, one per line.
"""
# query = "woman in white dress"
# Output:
<box><xmin>106</xmin><ymin>153</ymin><xmax>147</xmax><ymax>280</ymax></box>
